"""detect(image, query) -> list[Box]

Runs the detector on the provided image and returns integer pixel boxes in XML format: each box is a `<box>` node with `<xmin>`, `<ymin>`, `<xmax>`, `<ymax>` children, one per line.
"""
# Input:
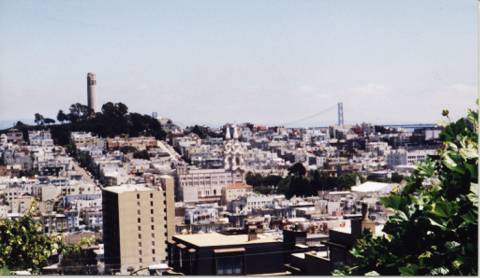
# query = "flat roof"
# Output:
<box><xmin>174</xmin><ymin>232</ymin><xmax>278</xmax><ymax>248</ymax></box>
<box><xmin>351</xmin><ymin>181</ymin><xmax>393</xmax><ymax>193</ymax></box>
<box><xmin>103</xmin><ymin>184</ymin><xmax>153</xmax><ymax>194</ymax></box>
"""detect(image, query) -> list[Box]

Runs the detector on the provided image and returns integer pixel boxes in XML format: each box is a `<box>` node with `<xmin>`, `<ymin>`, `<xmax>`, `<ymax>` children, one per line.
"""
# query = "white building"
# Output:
<box><xmin>221</xmin><ymin>182</ymin><xmax>253</xmax><ymax>204</ymax></box>
<box><xmin>177</xmin><ymin>167</ymin><xmax>238</xmax><ymax>203</ymax></box>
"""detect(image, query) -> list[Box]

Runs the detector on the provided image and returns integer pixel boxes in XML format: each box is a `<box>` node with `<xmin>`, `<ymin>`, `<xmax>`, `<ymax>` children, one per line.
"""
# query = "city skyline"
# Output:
<box><xmin>0</xmin><ymin>0</ymin><xmax>477</xmax><ymax>127</ymax></box>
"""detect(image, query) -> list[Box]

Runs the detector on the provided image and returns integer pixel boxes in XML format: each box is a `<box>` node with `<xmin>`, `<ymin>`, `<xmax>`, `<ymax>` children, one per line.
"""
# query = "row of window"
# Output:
<box><xmin>137</xmin><ymin>193</ymin><xmax>154</xmax><ymax>199</ymax></box>
<box><xmin>138</xmin><ymin>232</ymin><xmax>156</xmax><ymax>239</ymax></box>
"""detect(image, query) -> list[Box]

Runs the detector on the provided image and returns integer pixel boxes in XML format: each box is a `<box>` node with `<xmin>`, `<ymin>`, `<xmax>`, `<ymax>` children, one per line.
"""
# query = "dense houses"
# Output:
<box><xmin>0</xmin><ymin>121</ymin><xmax>442</xmax><ymax>275</ymax></box>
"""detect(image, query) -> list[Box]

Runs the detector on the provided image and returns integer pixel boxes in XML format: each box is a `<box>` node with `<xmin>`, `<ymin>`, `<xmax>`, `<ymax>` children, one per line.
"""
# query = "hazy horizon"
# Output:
<box><xmin>0</xmin><ymin>0</ymin><xmax>477</xmax><ymax>127</ymax></box>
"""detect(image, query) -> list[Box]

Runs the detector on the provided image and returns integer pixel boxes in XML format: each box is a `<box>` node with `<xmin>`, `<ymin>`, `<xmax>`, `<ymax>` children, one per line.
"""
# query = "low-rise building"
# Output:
<box><xmin>221</xmin><ymin>182</ymin><xmax>253</xmax><ymax>205</ymax></box>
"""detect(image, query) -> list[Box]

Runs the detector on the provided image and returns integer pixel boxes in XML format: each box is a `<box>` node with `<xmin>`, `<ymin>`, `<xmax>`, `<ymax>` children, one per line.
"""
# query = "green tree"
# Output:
<box><xmin>34</xmin><ymin>113</ymin><xmax>44</xmax><ymax>126</ymax></box>
<box><xmin>335</xmin><ymin>108</ymin><xmax>478</xmax><ymax>276</ymax></box>
<box><xmin>289</xmin><ymin>162</ymin><xmax>307</xmax><ymax>177</ymax></box>
<box><xmin>43</xmin><ymin>118</ymin><xmax>55</xmax><ymax>125</ymax></box>
<box><xmin>68</xmin><ymin>103</ymin><xmax>92</xmax><ymax>122</ymax></box>
<box><xmin>0</xmin><ymin>209</ymin><xmax>61</xmax><ymax>273</ymax></box>
<box><xmin>56</xmin><ymin>110</ymin><xmax>67</xmax><ymax>123</ymax></box>
<box><xmin>287</xmin><ymin>163</ymin><xmax>312</xmax><ymax>198</ymax></box>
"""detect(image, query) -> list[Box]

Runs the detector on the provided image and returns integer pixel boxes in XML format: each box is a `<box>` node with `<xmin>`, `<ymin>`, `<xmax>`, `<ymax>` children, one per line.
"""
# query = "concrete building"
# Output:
<box><xmin>386</xmin><ymin>148</ymin><xmax>436</xmax><ymax>168</ymax></box>
<box><xmin>386</xmin><ymin>149</ymin><xmax>408</xmax><ymax>168</ymax></box>
<box><xmin>221</xmin><ymin>182</ymin><xmax>253</xmax><ymax>205</ymax></box>
<box><xmin>28</xmin><ymin>130</ymin><xmax>54</xmax><ymax>146</ymax></box>
<box><xmin>87</xmin><ymin>73</ymin><xmax>96</xmax><ymax>112</ymax></box>
<box><xmin>102</xmin><ymin>178</ymin><xmax>175</xmax><ymax>274</ymax></box>
<box><xmin>168</xmin><ymin>232</ymin><xmax>286</xmax><ymax>275</ymax></box>
<box><xmin>176</xmin><ymin>167</ymin><xmax>241</xmax><ymax>203</ymax></box>
<box><xmin>106</xmin><ymin>136</ymin><xmax>157</xmax><ymax>151</ymax></box>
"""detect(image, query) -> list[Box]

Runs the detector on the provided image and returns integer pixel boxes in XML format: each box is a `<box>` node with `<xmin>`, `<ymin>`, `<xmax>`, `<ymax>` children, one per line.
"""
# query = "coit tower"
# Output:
<box><xmin>87</xmin><ymin>72</ymin><xmax>96</xmax><ymax>112</ymax></box>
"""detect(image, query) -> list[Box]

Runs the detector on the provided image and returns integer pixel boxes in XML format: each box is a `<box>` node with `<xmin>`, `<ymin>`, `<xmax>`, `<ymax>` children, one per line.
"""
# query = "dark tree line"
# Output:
<box><xmin>3</xmin><ymin>102</ymin><xmax>167</xmax><ymax>146</ymax></box>
<box><xmin>246</xmin><ymin>163</ymin><xmax>362</xmax><ymax>198</ymax></box>
<box><xmin>187</xmin><ymin>125</ymin><xmax>223</xmax><ymax>139</ymax></box>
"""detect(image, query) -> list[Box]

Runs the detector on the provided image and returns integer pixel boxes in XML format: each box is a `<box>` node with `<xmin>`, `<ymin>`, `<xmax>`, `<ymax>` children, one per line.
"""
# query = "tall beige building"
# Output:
<box><xmin>102</xmin><ymin>176</ymin><xmax>175</xmax><ymax>274</ymax></box>
<box><xmin>87</xmin><ymin>72</ymin><xmax>96</xmax><ymax>112</ymax></box>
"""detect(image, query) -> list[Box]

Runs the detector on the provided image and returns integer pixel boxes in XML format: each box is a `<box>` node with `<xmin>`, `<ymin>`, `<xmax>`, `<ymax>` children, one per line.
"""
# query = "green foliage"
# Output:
<box><xmin>34</xmin><ymin>113</ymin><xmax>44</xmax><ymax>126</ymax></box>
<box><xmin>246</xmin><ymin>172</ymin><xmax>283</xmax><ymax>195</ymax></box>
<box><xmin>0</xmin><ymin>266</ymin><xmax>9</xmax><ymax>275</ymax></box>
<box><xmin>289</xmin><ymin>162</ymin><xmax>307</xmax><ymax>177</ymax></box>
<box><xmin>188</xmin><ymin>125</ymin><xmax>222</xmax><ymax>139</ymax></box>
<box><xmin>246</xmin><ymin>167</ymin><xmax>360</xmax><ymax>198</ymax></box>
<box><xmin>60</xmin><ymin>236</ymin><xmax>98</xmax><ymax>275</ymax></box>
<box><xmin>19</xmin><ymin>102</ymin><xmax>168</xmax><ymax>146</ymax></box>
<box><xmin>336</xmin><ymin>108</ymin><xmax>478</xmax><ymax>276</ymax></box>
<box><xmin>0</xmin><ymin>207</ymin><xmax>89</xmax><ymax>274</ymax></box>
<box><xmin>0</xmin><ymin>213</ymin><xmax>61</xmax><ymax>273</ymax></box>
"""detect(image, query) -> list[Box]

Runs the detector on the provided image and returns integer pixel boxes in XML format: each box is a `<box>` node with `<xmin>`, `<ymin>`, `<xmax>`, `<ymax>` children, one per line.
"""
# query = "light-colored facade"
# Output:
<box><xmin>386</xmin><ymin>148</ymin><xmax>436</xmax><ymax>168</ymax></box>
<box><xmin>106</xmin><ymin>136</ymin><xmax>157</xmax><ymax>151</ymax></box>
<box><xmin>102</xmin><ymin>176</ymin><xmax>175</xmax><ymax>275</ymax></box>
<box><xmin>177</xmin><ymin>167</ymin><xmax>239</xmax><ymax>203</ymax></box>
<box><xmin>221</xmin><ymin>182</ymin><xmax>253</xmax><ymax>204</ymax></box>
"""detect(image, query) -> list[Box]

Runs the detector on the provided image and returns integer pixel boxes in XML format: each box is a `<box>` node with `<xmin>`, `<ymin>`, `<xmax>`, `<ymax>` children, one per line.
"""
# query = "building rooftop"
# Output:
<box><xmin>225</xmin><ymin>182</ymin><xmax>253</xmax><ymax>190</ymax></box>
<box><xmin>103</xmin><ymin>184</ymin><xmax>152</xmax><ymax>194</ymax></box>
<box><xmin>174</xmin><ymin>232</ymin><xmax>278</xmax><ymax>247</ymax></box>
<box><xmin>350</xmin><ymin>181</ymin><xmax>394</xmax><ymax>193</ymax></box>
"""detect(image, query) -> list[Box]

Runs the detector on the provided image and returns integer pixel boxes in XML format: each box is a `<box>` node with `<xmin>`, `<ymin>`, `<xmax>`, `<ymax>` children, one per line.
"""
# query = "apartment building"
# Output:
<box><xmin>221</xmin><ymin>182</ymin><xmax>253</xmax><ymax>205</ymax></box>
<box><xmin>102</xmin><ymin>176</ymin><xmax>175</xmax><ymax>274</ymax></box>
<box><xmin>176</xmin><ymin>167</ymin><xmax>242</xmax><ymax>203</ymax></box>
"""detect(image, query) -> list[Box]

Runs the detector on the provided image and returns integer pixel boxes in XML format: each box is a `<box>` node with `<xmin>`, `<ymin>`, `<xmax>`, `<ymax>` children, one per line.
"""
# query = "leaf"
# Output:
<box><xmin>430</xmin><ymin>267</ymin><xmax>449</xmax><ymax>275</ymax></box>
<box><xmin>443</xmin><ymin>154</ymin><xmax>465</xmax><ymax>174</ymax></box>
<box><xmin>431</xmin><ymin>201</ymin><xmax>452</xmax><ymax>219</ymax></box>
<box><xmin>428</xmin><ymin>218</ymin><xmax>447</xmax><ymax>230</ymax></box>
<box><xmin>459</xmin><ymin>144</ymin><xmax>478</xmax><ymax>160</ymax></box>
<box><xmin>365</xmin><ymin>271</ymin><xmax>380</xmax><ymax>276</ymax></box>
<box><xmin>452</xmin><ymin>259</ymin><xmax>463</xmax><ymax>269</ymax></box>
<box><xmin>418</xmin><ymin>251</ymin><xmax>432</xmax><ymax>260</ymax></box>
<box><xmin>444</xmin><ymin>241</ymin><xmax>461</xmax><ymax>250</ymax></box>
<box><xmin>399</xmin><ymin>264</ymin><xmax>418</xmax><ymax>275</ymax></box>
<box><xmin>380</xmin><ymin>195</ymin><xmax>402</xmax><ymax>210</ymax></box>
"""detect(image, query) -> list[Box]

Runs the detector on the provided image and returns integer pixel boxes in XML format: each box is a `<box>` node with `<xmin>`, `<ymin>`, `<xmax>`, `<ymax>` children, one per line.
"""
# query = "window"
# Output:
<box><xmin>138</xmin><ymin>226</ymin><xmax>141</xmax><ymax>231</ymax></box>
<box><xmin>137</xmin><ymin>201</ymin><xmax>140</xmax><ymax>206</ymax></box>
<box><xmin>151</xmin><ymin>217</ymin><xmax>154</xmax><ymax>222</ymax></box>
<box><xmin>153</xmin><ymin>257</ymin><xmax>156</xmax><ymax>262</ymax></box>
<box><xmin>152</xmin><ymin>241</ymin><xmax>155</xmax><ymax>246</ymax></box>
<box><xmin>138</xmin><ymin>234</ymin><xmax>142</xmax><ymax>239</ymax></box>
<box><xmin>151</xmin><ymin>233</ymin><xmax>155</xmax><ymax>238</ymax></box>
<box><xmin>216</xmin><ymin>256</ymin><xmax>244</xmax><ymax>275</ymax></box>
<box><xmin>137</xmin><ymin>209</ymin><xmax>141</xmax><ymax>215</ymax></box>
<box><xmin>139</xmin><ymin>250</ymin><xmax>142</xmax><ymax>255</ymax></box>
<box><xmin>137</xmin><ymin>193</ymin><xmax>140</xmax><ymax>199</ymax></box>
<box><xmin>151</xmin><ymin>209</ymin><xmax>154</xmax><ymax>214</ymax></box>
<box><xmin>139</xmin><ymin>258</ymin><xmax>142</xmax><ymax>263</ymax></box>
<box><xmin>137</xmin><ymin>218</ymin><xmax>141</xmax><ymax>223</ymax></box>
<box><xmin>152</xmin><ymin>249</ymin><xmax>155</xmax><ymax>254</ymax></box>
<box><xmin>151</xmin><ymin>225</ymin><xmax>154</xmax><ymax>230</ymax></box>
<box><xmin>150</xmin><ymin>193</ymin><xmax>153</xmax><ymax>198</ymax></box>
<box><xmin>150</xmin><ymin>201</ymin><xmax>154</xmax><ymax>206</ymax></box>
<box><xmin>138</xmin><ymin>242</ymin><xmax>142</xmax><ymax>247</ymax></box>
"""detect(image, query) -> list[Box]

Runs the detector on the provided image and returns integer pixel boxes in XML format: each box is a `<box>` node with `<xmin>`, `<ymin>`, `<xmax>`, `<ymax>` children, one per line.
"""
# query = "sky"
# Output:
<box><xmin>0</xmin><ymin>0</ymin><xmax>477</xmax><ymax>128</ymax></box>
